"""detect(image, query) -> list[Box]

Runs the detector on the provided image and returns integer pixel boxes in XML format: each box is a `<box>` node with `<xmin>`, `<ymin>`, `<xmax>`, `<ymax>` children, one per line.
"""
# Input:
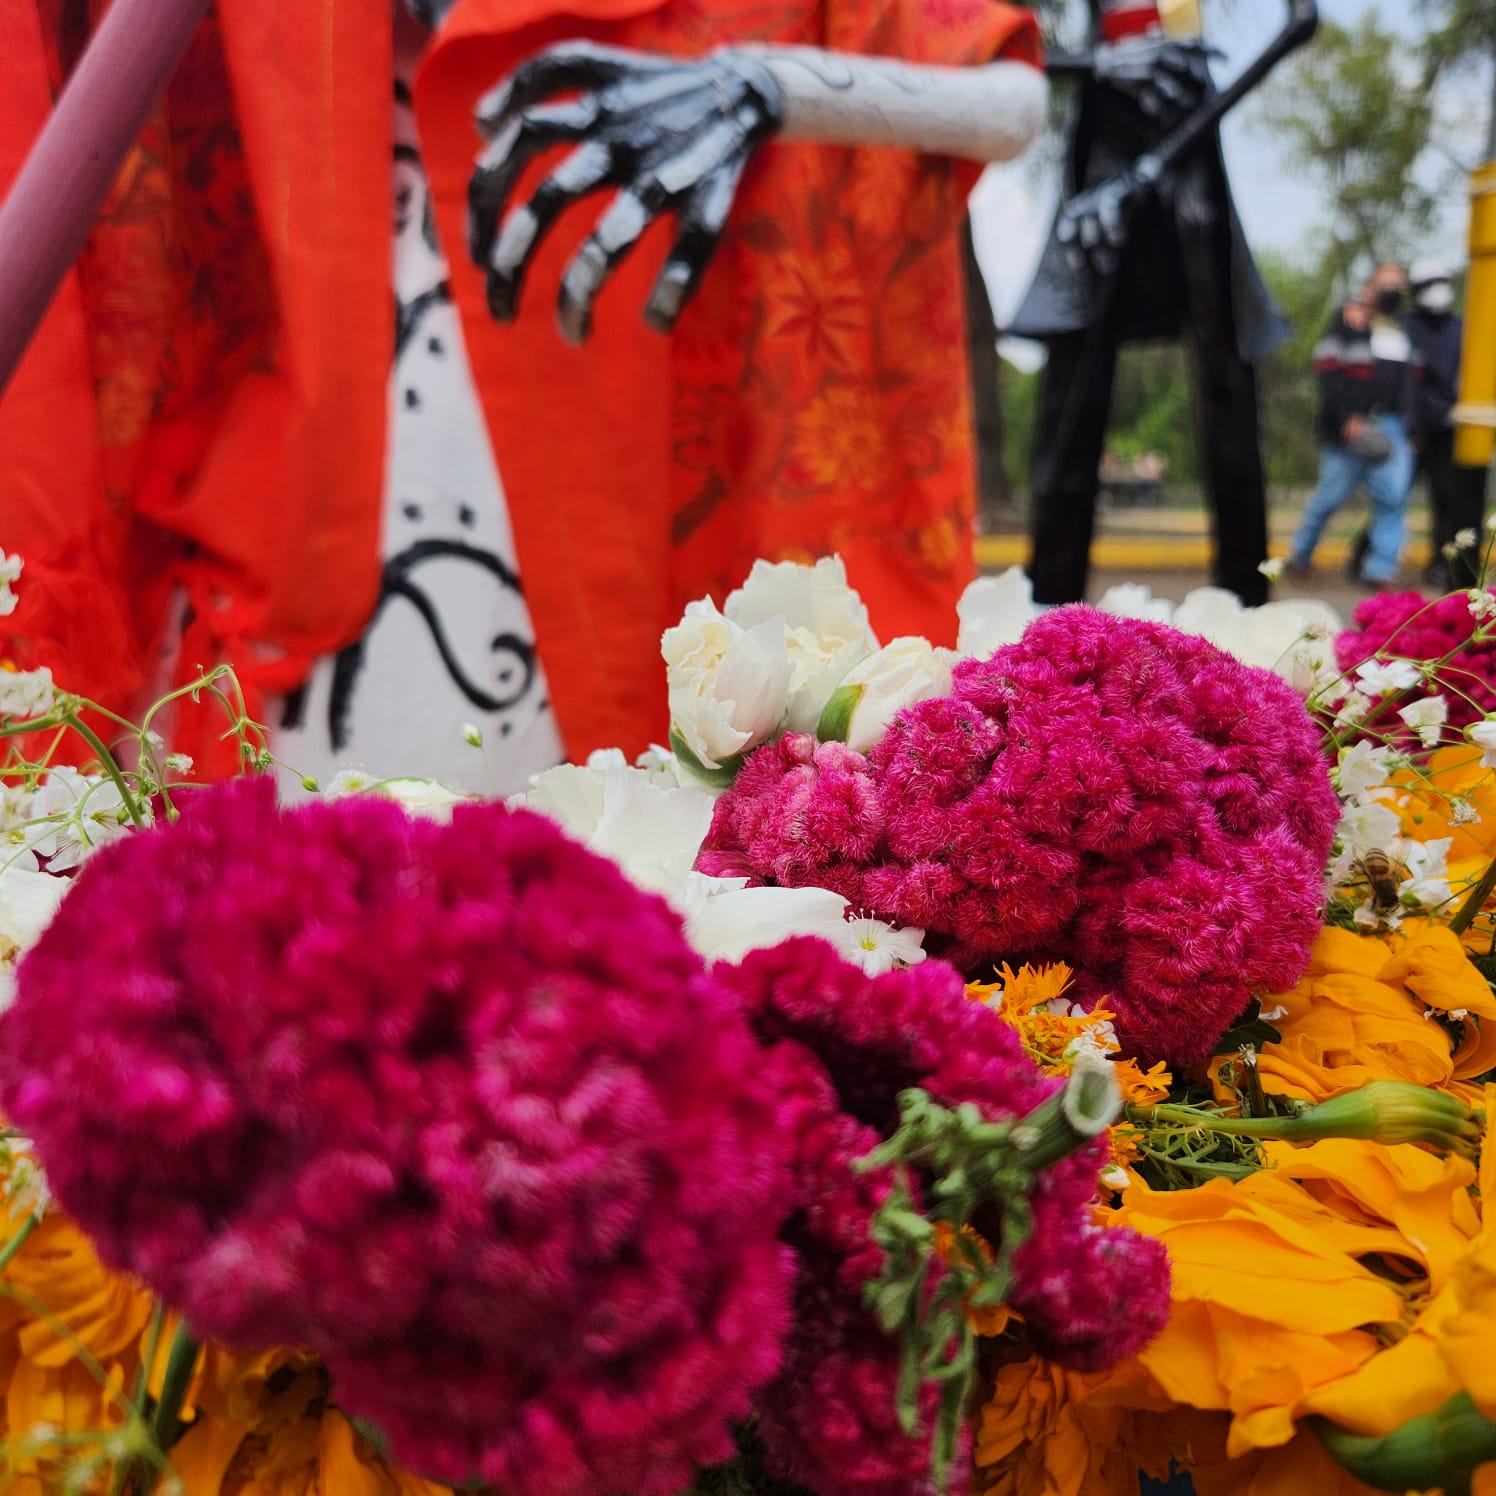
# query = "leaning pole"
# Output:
<box><xmin>0</xmin><ymin>0</ymin><xmax>212</xmax><ymax>398</ymax></box>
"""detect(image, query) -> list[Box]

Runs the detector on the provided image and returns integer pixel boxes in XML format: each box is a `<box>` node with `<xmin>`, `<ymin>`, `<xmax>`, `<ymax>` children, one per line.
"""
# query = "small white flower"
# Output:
<box><xmin>1336</xmin><ymin>741</ymin><xmax>1396</xmax><ymax>801</ymax></box>
<box><xmin>634</xmin><ymin>743</ymin><xmax>683</xmax><ymax>787</ymax></box>
<box><xmin>1456</xmin><ymin>528</ymin><xmax>1479</xmax><ymax>550</ymax></box>
<box><xmin>1258</xmin><ymin>557</ymin><xmax>1286</xmax><ymax>581</ymax></box>
<box><xmin>1334</xmin><ymin>689</ymin><xmax>1375</xmax><ymax>728</ymax></box>
<box><xmin>1356</xmin><ymin>658</ymin><xmax>1422</xmax><ymax>697</ymax></box>
<box><xmin>461</xmin><ymin>722</ymin><xmax>483</xmax><ymax>748</ymax></box>
<box><xmin>0</xmin><ymin>550</ymin><xmax>21</xmax><ymax>618</ymax></box>
<box><xmin>1469</xmin><ymin>720</ymin><xmax>1496</xmax><ymax>768</ymax></box>
<box><xmin>1098</xmin><ymin>1163</ymin><xmax>1131</xmax><ymax>1193</ymax></box>
<box><xmin>1451</xmin><ymin>797</ymin><xmax>1481</xmax><ymax>826</ymax></box>
<box><xmin>1450</xmin><ymin>1007</ymin><xmax>1470</xmax><ymax>1021</ymax></box>
<box><xmin>326</xmin><ymin>768</ymin><xmax>377</xmax><ymax>798</ymax></box>
<box><xmin>1259</xmin><ymin>1003</ymin><xmax>1289</xmax><ymax>1023</ymax></box>
<box><xmin>1486</xmin><ymin>511</ymin><xmax>1496</xmax><ymax>532</ymax></box>
<box><xmin>28</xmin><ymin>769</ymin><xmax>143</xmax><ymax>871</ymax></box>
<box><xmin>163</xmin><ymin>752</ymin><xmax>194</xmax><ymax>775</ymax></box>
<box><xmin>838</xmin><ymin>916</ymin><xmax>927</xmax><ymax>977</ymax></box>
<box><xmin>1470</xmin><ymin>590</ymin><xmax>1496</xmax><ymax>623</ymax></box>
<box><xmin>0</xmin><ymin>667</ymin><xmax>54</xmax><ymax>720</ymax></box>
<box><xmin>832</xmin><ymin>638</ymin><xmax>956</xmax><ymax>753</ymax></box>
<box><xmin>585</xmin><ymin>748</ymin><xmax>629</xmax><ymax>771</ymax></box>
<box><xmin>1398</xmin><ymin>694</ymin><xmax>1448</xmax><ymax>748</ymax></box>
<box><xmin>1399</xmin><ymin>836</ymin><xmax>1453</xmax><ymax>909</ymax></box>
<box><xmin>1330</xmin><ymin>798</ymin><xmax>1403</xmax><ymax>884</ymax></box>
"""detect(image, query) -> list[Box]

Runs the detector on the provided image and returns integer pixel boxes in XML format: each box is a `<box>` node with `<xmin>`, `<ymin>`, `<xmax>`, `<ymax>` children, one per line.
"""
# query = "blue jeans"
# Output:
<box><xmin>1289</xmin><ymin>415</ymin><xmax>1414</xmax><ymax>583</ymax></box>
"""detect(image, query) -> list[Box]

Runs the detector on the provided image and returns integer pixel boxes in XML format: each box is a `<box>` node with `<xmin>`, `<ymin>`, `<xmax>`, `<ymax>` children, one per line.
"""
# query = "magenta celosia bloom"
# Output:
<box><xmin>1337</xmin><ymin>589</ymin><xmax>1496</xmax><ymax>730</ymax></box>
<box><xmin>712</xmin><ymin>939</ymin><xmax>1170</xmax><ymax>1496</ymax></box>
<box><xmin>0</xmin><ymin>779</ymin><xmax>794</xmax><ymax>1496</ymax></box>
<box><xmin>702</xmin><ymin>610</ymin><xmax>1339</xmax><ymax>1066</ymax></box>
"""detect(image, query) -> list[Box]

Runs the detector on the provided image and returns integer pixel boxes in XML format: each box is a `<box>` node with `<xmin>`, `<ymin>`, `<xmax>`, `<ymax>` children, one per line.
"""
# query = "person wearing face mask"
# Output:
<box><xmin>1287</xmin><ymin>263</ymin><xmax>1416</xmax><ymax>586</ymax></box>
<box><xmin>1408</xmin><ymin>260</ymin><xmax>1487</xmax><ymax>588</ymax></box>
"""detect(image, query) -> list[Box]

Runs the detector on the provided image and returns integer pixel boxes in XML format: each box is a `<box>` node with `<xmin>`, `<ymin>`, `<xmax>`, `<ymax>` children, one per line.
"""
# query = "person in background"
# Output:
<box><xmin>1409</xmin><ymin>259</ymin><xmax>1486</xmax><ymax>589</ymax></box>
<box><xmin>1287</xmin><ymin>263</ymin><xmax>1415</xmax><ymax>587</ymax></box>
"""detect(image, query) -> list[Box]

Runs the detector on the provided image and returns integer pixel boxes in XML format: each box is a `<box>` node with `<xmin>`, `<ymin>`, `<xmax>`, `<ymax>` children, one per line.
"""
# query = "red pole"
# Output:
<box><xmin>0</xmin><ymin>0</ymin><xmax>212</xmax><ymax>397</ymax></box>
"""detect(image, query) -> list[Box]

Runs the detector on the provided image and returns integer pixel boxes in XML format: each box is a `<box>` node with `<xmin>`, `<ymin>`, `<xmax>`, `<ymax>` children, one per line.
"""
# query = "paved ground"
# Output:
<box><xmin>977</xmin><ymin>495</ymin><xmax>1434</xmax><ymax>623</ymax></box>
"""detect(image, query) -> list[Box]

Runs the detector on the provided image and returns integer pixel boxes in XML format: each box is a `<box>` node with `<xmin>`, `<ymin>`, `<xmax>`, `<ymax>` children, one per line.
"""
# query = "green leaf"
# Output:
<box><xmin>816</xmin><ymin>683</ymin><xmax>866</xmax><ymax>744</ymax></box>
<box><xmin>668</xmin><ymin>728</ymin><xmax>743</xmax><ymax>790</ymax></box>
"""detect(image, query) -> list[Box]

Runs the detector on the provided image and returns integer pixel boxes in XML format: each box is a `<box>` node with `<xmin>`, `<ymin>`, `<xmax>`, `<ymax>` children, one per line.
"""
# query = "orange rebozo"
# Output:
<box><xmin>0</xmin><ymin>0</ymin><xmax>1038</xmax><ymax>771</ymax></box>
<box><xmin>0</xmin><ymin>0</ymin><xmax>392</xmax><ymax>776</ymax></box>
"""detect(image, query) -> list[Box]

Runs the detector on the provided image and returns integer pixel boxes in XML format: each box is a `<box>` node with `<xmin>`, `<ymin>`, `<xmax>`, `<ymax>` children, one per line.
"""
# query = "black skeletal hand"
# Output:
<box><xmin>1056</xmin><ymin>156</ymin><xmax>1160</xmax><ymax>277</ymax></box>
<box><xmin>469</xmin><ymin>41</ymin><xmax>784</xmax><ymax>344</ymax></box>
<box><xmin>1094</xmin><ymin>38</ymin><xmax>1215</xmax><ymax>125</ymax></box>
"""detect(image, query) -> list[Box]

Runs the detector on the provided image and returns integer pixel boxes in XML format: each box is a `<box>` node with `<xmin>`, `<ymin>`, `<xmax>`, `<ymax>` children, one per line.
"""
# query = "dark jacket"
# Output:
<box><xmin>1313</xmin><ymin>310</ymin><xmax>1415</xmax><ymax>448</ymax></box>
<box><xmin>1008</xmin><ymin>68</ymin><xmax>1289</xmax><ymax>362</ymax></box>
<box><xmin>1407</xmin><ymin>308</ymin><xmax>1464</xmax><ymax>442</ymax></box>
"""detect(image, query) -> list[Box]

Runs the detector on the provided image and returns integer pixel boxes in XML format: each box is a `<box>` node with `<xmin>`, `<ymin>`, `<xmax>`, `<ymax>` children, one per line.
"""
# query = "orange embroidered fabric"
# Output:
<box><xmin>417</xmin><ymin>0</ymin><xmax>1040</xmax><ymax>759</ymax></box>
<box><xmin>1</xmin><ymin>1</ymin><xmax>390</xmax><ymax>774</ymax></box>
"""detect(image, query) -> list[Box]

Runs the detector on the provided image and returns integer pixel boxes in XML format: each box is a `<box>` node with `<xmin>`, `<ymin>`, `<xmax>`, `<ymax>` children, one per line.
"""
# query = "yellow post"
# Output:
<box><xmin>1455</xmin><ymin>161</ymin><xmax>1496</xmax><ymax>469</ymax></box>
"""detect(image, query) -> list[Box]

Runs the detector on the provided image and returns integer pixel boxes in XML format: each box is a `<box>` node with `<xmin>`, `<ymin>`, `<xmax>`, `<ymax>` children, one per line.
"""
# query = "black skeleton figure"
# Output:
<box><xmin>1012</xmin><ymin>0</ymin><xmax>1318</xmax><ymax>608</ymax></box>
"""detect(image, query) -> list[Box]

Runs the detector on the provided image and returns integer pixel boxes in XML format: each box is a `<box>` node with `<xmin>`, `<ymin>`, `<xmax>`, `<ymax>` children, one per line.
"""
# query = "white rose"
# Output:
<box><xmin>663</xmin><ymin>598</ymin><xmax>792</xmax><ymax>772</ymax></box>
<box><xmin>1096</xmin><ymin>583</ymin><xmax>1175</xmax><ymax>624</ymax></box>
<box><xmin>956</xmin><ymin>567</ymin><xmax>1038</xmax><ymax>658</ymax></box>
<box><xmin>516</xmin><ymin>762</ymin><xmax>715</xmax><ymax>901</ymax></box>
<box><xmin>0</xmin><ymin>867</ymin><xmax>71</xmax><ymax>1012</ymax></box>
<box><xmin>1173</xmin><ymin>588</ymin><xmax>1342</xmax><ymax>690</ymax></box>
<box><xmin>725</xmin><ymin>557</ymin><xmax>878</xmax><ymax>731</ymax></box>
<box><xmin>826</xmin><ymin>637</ymin><xmax>956</xmax><ymax>754</ymax></box>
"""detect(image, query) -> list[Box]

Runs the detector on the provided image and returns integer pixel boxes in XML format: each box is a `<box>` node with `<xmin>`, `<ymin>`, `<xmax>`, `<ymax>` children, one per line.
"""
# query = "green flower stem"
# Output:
<box><xmin>1313</xmin><ymin>1392</ymin><xmax>1496</xmax><ymax>1495</ymax></box>
<box><xmin>62</xmin><ymin>715</ymin><xmax>148</xmax><ymax>829</ymax></box>
<box><xmin>1129</xmin><ymin>1082</ymin><xmax>1479</xmax><ymax>1152</ymax></box>
<box><xmin>140</xmin><ymin>1322</ymin><xmax>201</xmax><ymax>1493</ymax></box>
<box><xmin>0</xmin><ymin>1213</ymin><xmax>38</xmax><ymax>1274</ymax></box>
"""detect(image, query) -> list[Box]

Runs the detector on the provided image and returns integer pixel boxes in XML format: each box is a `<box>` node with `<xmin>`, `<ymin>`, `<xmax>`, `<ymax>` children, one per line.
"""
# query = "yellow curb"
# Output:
<box><xmin>974</xmin><ymin>535</ymin><xmax>1434</xmax><ymax>572</ymax></box>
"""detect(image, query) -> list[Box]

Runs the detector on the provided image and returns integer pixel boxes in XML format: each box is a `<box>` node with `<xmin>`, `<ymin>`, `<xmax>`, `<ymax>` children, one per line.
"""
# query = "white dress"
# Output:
<box><xmin>273</xmin><ymin>19</ymin><xmax>564</xmax><ymax>795</ymax></box>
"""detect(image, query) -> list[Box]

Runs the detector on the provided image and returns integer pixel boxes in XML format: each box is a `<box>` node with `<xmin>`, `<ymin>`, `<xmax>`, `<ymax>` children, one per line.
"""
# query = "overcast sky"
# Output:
<box><xmin>971</xmin><ymin>0</ymin><xmax>1494</xmax><ymax>328</ymax></box>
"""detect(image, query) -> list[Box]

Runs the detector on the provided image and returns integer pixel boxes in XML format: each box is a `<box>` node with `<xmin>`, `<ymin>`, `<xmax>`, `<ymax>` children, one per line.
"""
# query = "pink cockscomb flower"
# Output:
<box><xmin>713</xmin><ymin>939</ymin><xmax>1170</xmax><ymax>1496</ymax></box>
<box><xmin>703</xmin><ymin>610</ymin><xmax>1339</xmax><ymax>1067</ymax></box>
<box><xmin>0</xmin><ymin>778</ymin><xmax>794</xmax><ymax>1496</ymax></box>
<box><xmin>1337</xmin><ymin>588</ymin><xmax>1496</xmax><ymax>731</ymax></box>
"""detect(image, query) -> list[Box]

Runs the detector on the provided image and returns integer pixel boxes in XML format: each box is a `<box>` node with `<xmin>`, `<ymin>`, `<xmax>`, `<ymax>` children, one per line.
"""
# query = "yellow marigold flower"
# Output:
<box><xmin>1217</xmin><ymin>924</ymin><xmax>1496</xmax><ymax>1107</ymax></box>
<box><xmin>1110</xmin><ymin>1172</ymin><xmax>1404</xmax><ymax>1459</ymax></box>
<box><xmin>973</xmin><ymin>1355</ymin><xmax>1187</xmax><ymax>1496</ymax></box>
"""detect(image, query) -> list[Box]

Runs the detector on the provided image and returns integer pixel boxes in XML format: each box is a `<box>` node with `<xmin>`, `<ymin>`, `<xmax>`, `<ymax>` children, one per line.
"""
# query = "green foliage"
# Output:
<box><xmin>1258</xmin><ymin>12</ymin><xmax>1446</xmax><ymax>271</ymax></box>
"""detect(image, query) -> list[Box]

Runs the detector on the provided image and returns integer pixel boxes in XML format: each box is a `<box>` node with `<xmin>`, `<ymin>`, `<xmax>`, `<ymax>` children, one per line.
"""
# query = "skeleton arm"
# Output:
<box><xmin>467</xmin><ymin>43</ymin><xmax>1047</xmax><ymax>344</ymax></box>
<box><xmin>1145</xmin><ymin>0</ymin><xmax>1318</xmax><ymax>176</ymax></box>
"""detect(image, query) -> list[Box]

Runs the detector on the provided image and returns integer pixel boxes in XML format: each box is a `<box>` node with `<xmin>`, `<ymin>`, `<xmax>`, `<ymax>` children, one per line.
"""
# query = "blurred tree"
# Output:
<box><xmin>1258</xmin><ymin>12</ymin><xmax>1444</xmax><ymax>276</ymax></box>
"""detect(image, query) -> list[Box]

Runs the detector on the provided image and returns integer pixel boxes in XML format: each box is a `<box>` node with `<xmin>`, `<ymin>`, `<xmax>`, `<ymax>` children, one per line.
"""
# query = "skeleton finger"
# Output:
<box><xmin>644</xmin><ymin>148</ymin><xmax>748</xmax><ymax>333</ymax></box>
<box><xmin>485</xmin><ymin>140</ymin><xmax>615</xmax><ymax>323</ymax></box>
<box><xmin>557</xmin><ymin>190</ymin><xmax>657</xmax><ymax>345</ymax></box>
<box><xmin>474</xmin><ymin>41</ymin><xmax>672</xmax><ymax>132</ymax></box>
<box><xmin>468</xmin><ymin>100</ymin><xmax>596</xmax><ymax>270</ymax></box>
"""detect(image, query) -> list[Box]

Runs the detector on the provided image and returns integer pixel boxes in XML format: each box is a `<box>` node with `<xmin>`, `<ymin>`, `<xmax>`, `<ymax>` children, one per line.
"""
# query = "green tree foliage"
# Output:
<box><xmin>1258</xmin><ymin>12</ymin><xmax>1444</xmax><ymax>273</ymax></box>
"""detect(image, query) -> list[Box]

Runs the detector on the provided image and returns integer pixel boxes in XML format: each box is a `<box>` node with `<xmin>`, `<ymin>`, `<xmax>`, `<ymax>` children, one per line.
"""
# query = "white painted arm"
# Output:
<box><xmin>742</xmin><ymin>47</ymin><xmax>1049</xmax><ymax>164</ymax></box>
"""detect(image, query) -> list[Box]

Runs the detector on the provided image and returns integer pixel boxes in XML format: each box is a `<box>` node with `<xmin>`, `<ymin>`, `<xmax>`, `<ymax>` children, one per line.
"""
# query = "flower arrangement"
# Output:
<box><xmin>5</xmin><ymin>543</ymin><xmax>1496</xmax><ymax>1496</ymax></box>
